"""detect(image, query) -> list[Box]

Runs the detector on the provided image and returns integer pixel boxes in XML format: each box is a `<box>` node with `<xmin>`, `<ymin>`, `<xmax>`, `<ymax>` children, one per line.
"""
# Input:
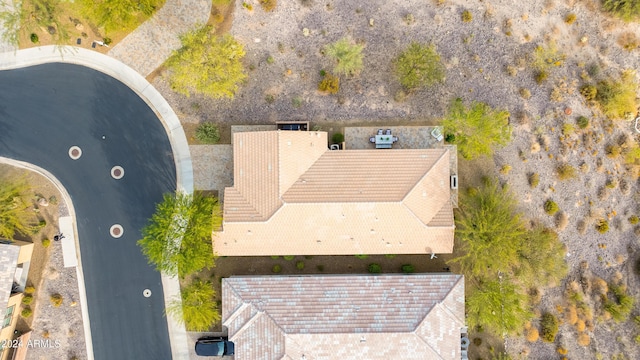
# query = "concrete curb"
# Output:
<box><xmin>0</xmin><ymin>157</ymin><xmax>94</xmax><ymax>360</ymax></box>
<box><xmin>0</xmin><ymin>46</ymin><xmax>192</xmax><ymax>360</ymax></box>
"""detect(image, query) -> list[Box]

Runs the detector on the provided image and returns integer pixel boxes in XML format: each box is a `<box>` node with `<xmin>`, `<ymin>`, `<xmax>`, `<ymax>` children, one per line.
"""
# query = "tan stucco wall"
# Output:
<box><xmin>0</xmin><ymin>293</ymin><xmax>23</xmax><ymax>360</ymax></box>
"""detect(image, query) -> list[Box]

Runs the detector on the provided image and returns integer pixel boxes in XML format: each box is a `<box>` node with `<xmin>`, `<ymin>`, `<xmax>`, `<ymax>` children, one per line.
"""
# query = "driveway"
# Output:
<box><xmin>0</xmin><ymin>63</ymin><xmax>175</xmax><ymax>360</ymax></box>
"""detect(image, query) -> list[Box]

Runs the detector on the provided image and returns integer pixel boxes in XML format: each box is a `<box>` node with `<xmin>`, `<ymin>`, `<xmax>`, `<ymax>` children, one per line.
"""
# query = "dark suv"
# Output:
<box><xmin>195</xmin><ymin>337</ymin><xmax>235</xmax><ymax>357</ymax></box>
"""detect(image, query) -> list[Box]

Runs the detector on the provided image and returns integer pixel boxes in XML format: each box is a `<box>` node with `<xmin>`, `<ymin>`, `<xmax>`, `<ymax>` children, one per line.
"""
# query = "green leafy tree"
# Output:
<box><xmin>166</xmin><ymin>27</ymin><xmax>247</xmax><ymax>99</ymax></box>
<box><xmin>603</xmin><ymin>0</ymin><xmax>640</xmax><ymax>22</ymax></box>
<box><xmin>466</xmin><ymin>279</ymin><xmax>533</xmax><ymax>336</ymax></box>
<box><xmin>394</xmin><ymin>43</ymin><xmax>445</xmax><ymax>90</ymax></box>
<box><xmin>441</xmin><ymin>98</ymin><xmax>511</xmax><ymax>159</ymax></box>
<box><xmin>138</xmin><ymin>192</ymin><xmax>219</xmax><ymax>278</ymax></box>
<box><xmin>0</xmin><ymin>176</ymin><xmax>37</xmax><ymax>238</ymax></box>
<box><xmin>79</xmin><ymin>0</ymin><xmax>165</xmax><ymax>33</ymax></box>
<box><xmin>324</xmin><ymin>37</ymin><xmax>364</xmax><ymax>76</ymax></box>
<box><xmin>449</xmin><ymin>178</ymin><xmax>526</xmax><ymax>278</ymax></box>
<box><xmin>167</xmin><ymin>279</ymin><xmax>220</xmax><ymax>331</ymax></box>
<box><xmin>516</xmin><ymin>227</ymin><xmax>568</xmax><ymax>287</ymax></box>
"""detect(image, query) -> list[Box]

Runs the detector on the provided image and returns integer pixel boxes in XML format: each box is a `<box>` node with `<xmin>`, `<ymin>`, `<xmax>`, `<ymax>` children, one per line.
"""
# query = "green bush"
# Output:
<box><xmin>283</xmin><ymin>255</ymin><xmax>295</xmax><ymax>261</ymax></box>
<box><xmin>324</xmin><ymin>37</ymin><xmax>364</xmax><ymax>76</ymax></box>
<box><xmin>30</xmin><ymin>33</ymin><xmax>38</xmax><ymax>43</ymax></box>
<box><xmin>384</xmin><ymin>254</ymin><xmax>397</xmax><ymax>259</ymax></box>
<box><xmin>355</xmin><ymin>254</ymin><xmax>368</xmax><ymax>259</ymax></box>
<box><xmin>580</xmin><ymin>84</ymin><xmax>597</xmax><ymax>100</ymax></box>
<box><xmin>272</xmin><ymin>264</ymin><xmax>282</xmax><ymax>273</ymax></box>
<box><xmin>596</xmin><ymin>70</ymin><xmax>638</xmax><ymax>119</ymax></box>
<box><xmin>21</xmin><ymin>307</ymin><xmax>32</xmax><ymax>318</ymax></box>
<box><xmin>394</xmin><ymin>43</ymin><xmax>445</xmax><ymax>91</ymax></box>
<box><xmin>41</xmin><ymin>238</ymin><xmax>51</xmax><ymax>248</ymax></box>
<box><xmin>544</xmin><ymin>200</ymin><xmax>559</xmax><ymax>215</ymax></box>
<box><xmin>260</xmin><ymin>0</ymin><xmax>277</xmax><ymax>12</ymax></box>
<box><xmin>535</xmin><ymin>70</ymin><xmax>548</xmax><ymax>84</ymax></box>
<box><xmin>24</xmin><ymin>286</ymin><xmax>35</xmax><ymax>295</ymax></box>
<box><xmin>462</xmin><ymin>10</ymin><xmax>473</xmax><ymax>22</ymax></box>
<box><xmin>401</xmin><ymin>264</ymin><xmax>415</xmax><ymax>273</ymax></box>
<box><xmin>541</xmin><ymin>313</ymin><xmax>559</xmax><ymax>342</ymax></box>
<box><xmin>441</xmin><ymin>98</ymin><xmax>511</xmax><ymax>160</ymax></box>
<box><xmin>296</xmin><ymin>261</ymin><xmax>305</xmax><ymax>270</ymax></box>
<box><xmin>565</xmin><ymin>13</ymin><xmax>577</xmax><ymax>24</ymax></box>
<box><xmin>21</xmin><ymin>295</ymin><xmax>33</xmax><ymax>305</ymax></box>
<box><xmin>556</xmin><ymin>163</ymin><xmax>577</xmax><ymax>180</ymax></box>
<box><xmin>444</xmin><ymin>133</ymin><xmax>456</xmax><ymax>143</ymax></box>
<box><xmin>604</xmin><ymin>284</ymin><xmax>635</xmax><ymax>322</ymax></box>
<box><xmin>606</xmin><ymin>144</ymin><xmax>622</xmax><ymax>157</ymax></box>
<box><xmin>602</xmin><ymin>0</ymin><xmax>640</xmax><ymax>22</ymax></box>
<box><xmin>318</xmin><ymin>74</ymin><xmax>340</xmax><ymax>94</ymax></box>
<box><xmin>629</xmin><ymin>215</ymin><xmax>639</xmax><ymax>224</ymax></box>
<box><xmin>331</xmin><ymin>133</ymin><xmax>344</xmax><ymax>144</ymax></box>
<box><xmin>50</xmin><ymin>294</ymin><xmax>63</xmax><ymax>307</ymax></box>
<box><xmin>368</xmin><ymin>263</ymin><xmax>382</xmax><ymax>273</ymax></box>
<box><xmin>528</xmin><ymin>173</ymin><xmax>540</xmax><ymax>188</ymax></box>
<box><xmin>596</xmin><ymin>219</ymin><xmax>610</xmax><ymax>233</ymax></box>
<box><xmin>195</xmin><ymin>123</ymin><xmax>220</xmax><ymax>144</ymax></box>
<box><xmin>103</xmin><ymin>37</ymin><xmax>112</xmax><ymax>46</ymax></box>
<box><xmin>577</xmin><ymin>116</ymin><xmax>590</xmax><ymax>129</ymax></box>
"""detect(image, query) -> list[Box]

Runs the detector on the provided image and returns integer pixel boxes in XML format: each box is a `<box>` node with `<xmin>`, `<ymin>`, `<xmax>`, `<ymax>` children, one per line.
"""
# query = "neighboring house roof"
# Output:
<box><xmin>215</xmin><ymin>131</ymin><xmax>454</xmax><ymax>256</ymax></box>
<box><xmin>222</xmin><ymin>274</ymin><xmax>465</xmax><ymax>360</ymax></box>
<box><xmin>0</xmin><ymin>242</ymin><xmax>20</xmax><ymax>311</ymax></box>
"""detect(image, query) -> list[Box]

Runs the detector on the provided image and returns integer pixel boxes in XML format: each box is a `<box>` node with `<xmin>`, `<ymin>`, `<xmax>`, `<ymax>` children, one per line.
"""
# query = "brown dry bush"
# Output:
<box><xmin>618</xmin><ymin>32</ymin><xmax>639</xmax><ymax>51</ymax></box>
<box><xmin>575</xmin><ymin>319</ymin><xmax>586</xmax><ymax>332</ymax></box>
<box><xmin>577</xmin><ymin>332</ymin><xmax>591</xmax><ymax>346</ymax></box>
<box><xmin>555</xmin><ymin>212</ymin><xmax>569</xmax><ymax>230</ymax></box>
<box><xmin>577</xmin><ymin>219</ymin><xmax>587</xmax><ymax>234</ymax></box>
<box><xmin>525</xmin><ymin>327</ymin><xmax>540</xmax><ymax>342</ymax></box>
<box><xmin>592</xmin><ymin>277</ymin><xmax>608</xmax><ymax>295</ymax></box>
<box><xmin>565</xmin><ymin>305</ymin><xmax>578</xmax><ymax>325</ymax></box>
<box><xmin>557</xmin><ymin>163</ymin><xmax>577</xmax><ymax>180</ymax></box>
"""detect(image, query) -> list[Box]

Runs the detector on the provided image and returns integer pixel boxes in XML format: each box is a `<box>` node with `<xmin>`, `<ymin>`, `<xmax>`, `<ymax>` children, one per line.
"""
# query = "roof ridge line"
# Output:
<box><xmin>222</xmin><ymin>301</ymin><xmax>251</xmax><ymax>328</ymax></box>
<box><xmin>401</xmin><ymin>148</ymin><xmax>448</xmax><ymax>202</ymax></box>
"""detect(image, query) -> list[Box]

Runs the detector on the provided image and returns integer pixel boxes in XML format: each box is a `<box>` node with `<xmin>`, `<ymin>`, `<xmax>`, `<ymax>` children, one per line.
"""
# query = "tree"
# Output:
<box><xmin>595</xmin><ymin>70</ymin><xmax>638</xmax><ymax>120</ymax></box>
<box><xmin>167</xmin><ymin>279</ymin><xmax>220</xmax><ymax>331</ymax></box>
<box><xmin>0</xmin><ymin>175</ymin><xmax>37</xmax><ymax>238</ymax></box>
<box><xmin>466</xmin><ymin>279</ymin><xmax>533</xmax><ymax>336</ymax></box>
<box><xmin>138</xmin><ymin>192</ymin><xmax>218</xmax><ymax>278</ymax></box>
<box><xmin>394</xmin><ymin>43</ymin><xmax>445</xmax><ymax>90</ymax></box>
<box><xmin>449</xmin><ymin>178</ymin><xmax>526</xmax><ymax>278</ymax></box>
<box><xmin>324</xmin><ymin>37</ymin><xmax>364</xmax><ymax>76</ymax></box>
<box><xmin>602</xmin><ymin>0</ymin><xmax>640</xmax><ymax>22</ymax></box>
<box><xmin>166</xmin><ymin>27</ymin><xmax>247</xmax><ymax>99</ymax></box>
<box><xmin>78</xmin><ymin>0</ymin><xmax>165</xmax><ymax>33</ymax></box>
<box><xmin>516</xmin><ymin>227</ymin><xmax>568</xmax><ymax>287</ymax></box>
<box><xmin>441</xmin><ymin>98</ymin><xmax>511</xmax><ymax>160</ymax></box>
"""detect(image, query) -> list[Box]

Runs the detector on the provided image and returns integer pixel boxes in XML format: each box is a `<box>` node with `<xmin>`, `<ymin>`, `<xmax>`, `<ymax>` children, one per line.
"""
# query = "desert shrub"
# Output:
<box><xmin>565</xmin><ymin>13</ymin><xmax>577</xmax><ymax>24</ymax></box>
<box><xmin>618</xmin><ymin>32</ymin><xmax>639</xmax><ymax>51</ymax></box>
<box><xmin>394</xmin><ymin>43</ymin><xmax>445</xmax><ymax>91</ymax></box>
<box><xmin>532</xmin><ymin>42</ymin><xmax>566</xmax><ymax>71</ymax></box>
<box><xmin>22</xmin><ymin>295</ymin><xmax>33</xmax><ymax>305</ymax></box>
<box><xmin>462</xmin><ymin>10</ymin><xmax>473</xmax><ymax>22</ymax></box>
<box><xmin>441</xmin><ymin>98</ymin><xmax>511</xmax><ymax>160</ymax></box>
<box><xmin>557</xmin><ymin>346</ymin><xmax>569</xmax><ymax>355</ymax></box>
<box><xmin>541</xmin><ymin>313</ymin><xmax>559</xmax><ymax>342</ymax></box>
<box><xmin>50</xmin><ymin>294</ymin><xmax>63</xmax><ymax>307</ymax></box>
<box><xmin>604</xmin><ymin>284</ymin><xmax>635</xmax><ymax>322</ymax></box>
<box><xmin>30</xmin><ymin>33</ymin><xmax>38</xmax><ymax>43</ymax></box>
<box><xmin>525</xmin><ymin>327</ymin><xmax>539</xmax><ymax>342</ymax></box>
<box><xmin>562</xmin><ymin>123</ymin><xmax>575</xmax><ymax>135</ymax></box>
<box><xmin>606</xmin><ymin>144</ymin><xmax>622</xmax><ymax>158</ymax></box>
<box><xmin>500</xmin><ymin>165</ymin><xmax>512</xmax><ymax>175</ymax></box>
<box><xmin>580</xmin><ymin>84</ymin><xmax>597</xmax><ymax>100</ymax></box>
<box><xmin>331</xmin><ymin>133</ymin><xmax>344</xmax><ymax>144</ymax></box>
<box><xmin>519</xmin><ymin>88</ymin><xmax>531</xmax><ymax>99</ymax></box>
<box><xmin>296</xmin><ymin>261</ymin><xmax>305</xmax><ymax>270</ymax></box>
<box><xmin>260</xmin><ymin>0</ymin><xmax>277</xmax><ymax>11</ymax></box>
<box><xmin>272</xmin><ymin>264</ymin><xmax>282</xmax><ymax>273</ymax></box>
<box><xmin>535</xmin><ymin>70</ymin><xmax>548</xmax><ymax>84</ymax></box>
<box><xmin>401</xmin><ymin>264</ymin><xmax>415</xmax><ymax>273</ymax></box>
<box><xmin>195</xmin><ymin>123</ymin><xmax>220</xmax><ymax>144</ymax></box>
<box><xmin>595</xmin><ymin>70</ymin><xmax>638</xmax><ymax>119</ymax></box>
<box><xmin>283</xmin><ymin>255</ymin><xmax>295</xmax><ymax>261</ymax></box>
<box><xmin>21</xmin><ymin>307</ymin><xmax>32</xmax><ymax>318</ymax></box>
<box><xmin>602</xmin><ymin>0</ymin><xmax>640</xmax><ymax>22</ymax></box>
<box><xmin>528</xmin><ymin>173</ymin><xmax>540</xmax><ymax>188</ymax></box>
<box><xmin>628</xmin><ymin>215</ymin><xmax>639</xmax><ymax>224</ymax></box>
<box><xmin>577</xmin><ymin>116</ymin><xmax>590</xmax><ymax>129</ymax></box>
<box><xmin>24</xmin><ymin>286</ymin><xmax>35</xmax><ymax>295</ymax></box>
<box><xmin>41</xmin><ymin>238</ymin><xmax>51</xmax><ymax>248</ymax></box>
<box><xmin>575</xmin><ymin>319</ymin><xmax>586</xmax><ymax>332</ymax></box>
<box><xmin>544</xmin><ymin>200</ymin><xmax>559</xmax><ymax>215</ymax></box>
<box><xmin>565</xmin><ymin>305</ymin><xmax>578</xmax><ymax>325</ymax></box>
<box><xmin>596</xmin><ymin>219</ymin><xmax>610</xmax><ymax>233</ymax></box>
<box><xmin>368</xmin><ymin>263</ymin><xmax>382</xmax><ymax>274</ymax></box>
<box><xmin>324</xmin><ymin>37</ymin><xmax>364</xmax><ymax>76</ymax></box>
<box><xmin>318</xmin><ymin>74</ymin><xmax>340</xmax><ymax>94</ymax></box>
<box><xmin>556</xmin><ymin>163</ymin><xmax>577</xmax><ymax>180</ymax></box>
<box><xmin>555</xmin><ymin>212</ymin><xmax>569</xmax><ymax>230</ymax></box>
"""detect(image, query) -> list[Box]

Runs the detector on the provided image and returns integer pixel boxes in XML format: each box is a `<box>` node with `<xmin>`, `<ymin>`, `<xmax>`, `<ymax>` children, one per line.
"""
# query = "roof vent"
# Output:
<box><xmin>461</xmin><ymin>337</ymin><xmax>470</xmax><ymax>350</ymax></box>
<box><xmin>451</xmin><ymin>175</ymin><xmax>458</xmax><ymax>189</ymax></box>
<box><xmin>360</xmin><ymin>336</ymin><xmax>366</xmax><ymax>343</ymax></box>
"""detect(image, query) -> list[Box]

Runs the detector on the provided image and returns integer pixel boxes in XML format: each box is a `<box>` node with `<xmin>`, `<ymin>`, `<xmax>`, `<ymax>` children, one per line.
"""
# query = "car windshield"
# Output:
<box><xmin>196</xmin><ymin>340</ymin><xmax>225</xmax><ymax>356</ymax></box>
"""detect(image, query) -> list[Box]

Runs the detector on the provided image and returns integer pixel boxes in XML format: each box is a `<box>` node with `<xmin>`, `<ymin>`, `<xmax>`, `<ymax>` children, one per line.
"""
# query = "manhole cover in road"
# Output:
<box><xmin>143</xmin><ymin>289</ymin><xmax>152</xmax><ymax>298</ymax></box>
<box><xmin>111</xmin><ymin>166</ymin><xmax>124</xmax><ymax>179</ymax></box>
<box><xmin>68</xmin><ymin>146</ymin><xmax>82</xmax><ymax>160</ymax></box>
<box><xmin>110</xmin><ymin>224</ymin><xmax>124</xmax><ymax>238</ymax></box>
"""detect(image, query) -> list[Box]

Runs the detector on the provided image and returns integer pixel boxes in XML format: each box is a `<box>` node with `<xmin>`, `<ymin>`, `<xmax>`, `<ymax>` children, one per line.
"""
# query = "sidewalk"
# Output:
<box><xmin>108</xmin><ymin>0</ymin><xmax>211</xmax><ymax>76</ymax></box>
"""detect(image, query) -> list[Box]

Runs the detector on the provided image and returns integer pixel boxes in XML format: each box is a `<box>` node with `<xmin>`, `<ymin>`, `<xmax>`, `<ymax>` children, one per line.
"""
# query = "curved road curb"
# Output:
<box><xmin>0</xmin><ymin>46</ymin><xmax>192</xmax><ymax>360</ymax></box>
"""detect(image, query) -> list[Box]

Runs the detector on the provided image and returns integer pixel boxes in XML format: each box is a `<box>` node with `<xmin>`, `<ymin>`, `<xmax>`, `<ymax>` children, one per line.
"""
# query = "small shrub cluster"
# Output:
<box><xmin>461</xmin><ymin>10</ymin><xmax>473</xmax><ymax>22</ymax></box>
<box><xmin>283</xmin><ymin>255</ymin><xmax>295</xmax><ymax>261</ymax></box>
<box><xmin>24</xmin><ymin>286</ymin><xmax>35</xmax><ymax>295</ymax></box>
<box><xmin>21</xmin><ymin>307</ymin><xmax>32</xmax><ymax>318</ymax></box>
<box><xmin>296</xmin><ymin>261</ymin><xmax>305</xmax><ymax>270</ymax></box>
<box><xmin>595</xmin><ymin>70</ymin><xmax>638</xmax><ymax>119</ymax></box>
<box><xmin>525</xmin><ymin>327</ymin><xmax>539</xmax><ymax>342</ymax></box>
<box><xmin>50</xmin><ymin>294</ymin><xmax>63</xmax><ymax>307</ymax></box>
<box><xmin>401</xmin><ymin>264</ymin><xmax>415</xmax><ymax>273</ymax></box>
<box><xmin>596</xmin><ymin>219</ymin><xmax>610</xmax><ymax>233</ymax></box>
<box><xmin>195</xmin><ymin>123</ymin><xmax>220</xmax><ymax>144</ymax></box>
<box><xmin>368</xmin><ymin>263</ymin><xmax>382</xmax><ymax>274</ymax></box>
<box><xmin>555</xmin><ymin>212</ymin><xmax>569</xmax><ymax>230</ymax></box>
<box><xmin>564</xmin><ymin>13</ymin><xmax>577</xmax><ymax>24</ymax></box>
<box><xmin>541</xmin><ymin>313</ymin><xmax>559</xmax><ymax>342</ymax></box>
<box><xmin>272</xmin><ymin>264</ymin><xmax>282</xmax><ymax>273</ymax></box>
<box><xmin>318</xmin><ymin>73</ymin><xmax>340</xmax><ymax>94</ymax></box>
<box><xmin>628</xmin><ymin>215</ymin><xmax>639</xmax><ymax>224</ymax></box>
<box><xmin>577</xmin><ymin>116</ymin><xmax>590</xmax><ymax>129</ymax></box>
<box><xmin>544</xmin><ymin>200</ymin><xmax>559</xmax><ymax>215</ymax></box>
<box><xmin>604</xmin><ymin>284</ymin><xmax>635</xmax><ymax>322</ymax></box>
<box><xmin>618</xmin><ymin>32</ymin><xmax>639</xmax><ymax>51</ymax></box>
<box><xmin>41</xmin><ymin>238</ymin><xmax>51</xmax><ymax>248</ymax></box>
<box><xmin>580</xmin><ymin>84</ymin><xmax>597</xmax><ymax>100</ymax></box>
<box><xmin>331</xmin><ymin>133</ymin><xmax>344</xmax><ymax>144</ymax></box>
<box><xmin>22</xmin><ymin>295</ymin><xmax>33</xmax><ymax>305</ymax></box>
<box><xmin>528</xmin><ymin>173</ymin><xmax>540</xmax><ymax>188</ymax></box>
<box><xmin>557</xmin><ymin>163</ymin><xmax>577</xmax><ymax>180</ymax></box>
<box><xmin>260</xmin><ymin>0</ymin><xmax>277</xmax><ymax>12</ymax></box>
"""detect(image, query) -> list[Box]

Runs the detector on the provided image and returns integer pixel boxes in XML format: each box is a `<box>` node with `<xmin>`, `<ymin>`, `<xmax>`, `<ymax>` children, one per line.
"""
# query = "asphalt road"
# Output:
<box><xmin>0</xmin><ymin>63</ymin><xmax>176</xmax><ymax>360</ymax></box>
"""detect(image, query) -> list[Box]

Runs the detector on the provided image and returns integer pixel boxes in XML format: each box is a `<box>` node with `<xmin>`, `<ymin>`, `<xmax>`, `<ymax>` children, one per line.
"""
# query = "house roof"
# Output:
<box><xmin>222</xmin><ymin>274</ymin><xmax>465</xmax><ymax>360</ymax></box>
<box><xmin>0</xmin><ymin>242</ymin><xmax>20</xmax><ymax>311</ymax></box>
<box><xmin>215</xmin><ymin>131</ymin><xmax>454</xmax><ymax>256</ymax></box>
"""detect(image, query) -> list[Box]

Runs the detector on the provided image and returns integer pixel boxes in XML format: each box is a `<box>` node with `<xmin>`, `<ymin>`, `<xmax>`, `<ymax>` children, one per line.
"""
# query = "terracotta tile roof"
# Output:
<box><xmin>216</xmin><ymin>131</ymin><xmax>454</xmax><ymax>256</ymax></box>
<box><xmin>222</xmin><ymin>274</ymin><xmax>465</xmax><ymax>360</ymax></box>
